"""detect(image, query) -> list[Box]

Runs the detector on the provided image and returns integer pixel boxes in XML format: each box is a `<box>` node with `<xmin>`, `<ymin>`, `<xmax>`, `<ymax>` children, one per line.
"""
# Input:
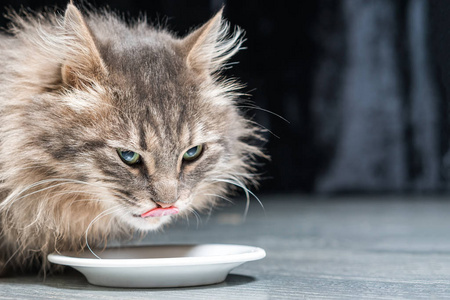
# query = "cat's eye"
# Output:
<box><xmin>117</xmin><ymin>149</ymin><xmax>141</xmax><ymax>165</ymax></box>
<box><xmin>183</xmin><ymin>145</ymin><xmax>203</xmax><ymax>162</ymax></box>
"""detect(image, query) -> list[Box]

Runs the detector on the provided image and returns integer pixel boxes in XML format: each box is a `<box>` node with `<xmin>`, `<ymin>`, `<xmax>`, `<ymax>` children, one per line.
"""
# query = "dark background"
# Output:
<box><xmin>1</xmin><ymin>0</ymin><xmax>449</xmax><ymax>195</ymax></box>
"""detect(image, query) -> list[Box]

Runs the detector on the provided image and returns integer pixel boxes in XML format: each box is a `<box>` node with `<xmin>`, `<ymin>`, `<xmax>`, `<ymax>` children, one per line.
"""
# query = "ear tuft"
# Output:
<box><xmin>183</xmin><ymin>9</ymin><xmax>244</xmax><ymax>74</ymax></box>
<box><xmin>62</xmin><ymin>4</ymin><xmax>107</xmax><ymax>88</ymax></box>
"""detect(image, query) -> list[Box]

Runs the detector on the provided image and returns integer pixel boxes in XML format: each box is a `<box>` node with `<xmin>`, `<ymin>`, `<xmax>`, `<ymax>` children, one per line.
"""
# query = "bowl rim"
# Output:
<box><xmin>47</xmin><ymin>243</ymin><xmax>266</xmax><ymax>268</ymax></box>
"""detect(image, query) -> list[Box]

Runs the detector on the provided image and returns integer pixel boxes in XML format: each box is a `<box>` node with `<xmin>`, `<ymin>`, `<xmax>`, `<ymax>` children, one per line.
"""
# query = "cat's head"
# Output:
<box><xmin>7</xmin><ymin>4</ymin><xmax>264</xmax><ymax>232</ymax></box>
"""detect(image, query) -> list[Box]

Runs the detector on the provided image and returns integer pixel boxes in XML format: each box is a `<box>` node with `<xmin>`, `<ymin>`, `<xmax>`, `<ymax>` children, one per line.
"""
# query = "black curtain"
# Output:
<box><xmin>1</xmin><ymin>0</ymin><xmax>448</xmax><ymax>194</ymax></box>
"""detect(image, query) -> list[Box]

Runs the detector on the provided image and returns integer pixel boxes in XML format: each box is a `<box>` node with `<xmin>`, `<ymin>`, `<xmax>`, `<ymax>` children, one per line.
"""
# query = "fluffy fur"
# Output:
<box><xmin>0</xmin><ymin>3</ymin><xmax>265</xmax><ymax>274</ymax></box>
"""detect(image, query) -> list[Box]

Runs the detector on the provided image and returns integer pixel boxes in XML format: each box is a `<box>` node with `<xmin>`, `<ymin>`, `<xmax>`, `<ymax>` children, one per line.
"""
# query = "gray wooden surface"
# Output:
<box><xmin>1</xmin><ymin>195</ymin><xmax>450</xmax><ymax>299</ymax></box>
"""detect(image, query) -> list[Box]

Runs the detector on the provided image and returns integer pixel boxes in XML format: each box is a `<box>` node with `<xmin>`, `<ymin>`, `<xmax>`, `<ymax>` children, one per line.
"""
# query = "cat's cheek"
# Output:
<box><xmin>175</xmin><ymin>192</ymin><xmax>193</xmax><ymax>210</ymax></box>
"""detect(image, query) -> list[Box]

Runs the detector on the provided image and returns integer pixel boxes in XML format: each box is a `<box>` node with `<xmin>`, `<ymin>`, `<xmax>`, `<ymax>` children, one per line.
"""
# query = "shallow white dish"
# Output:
<box><xmin>48</xmin><ymin>244</ymin><xmax>266</xmax><ymax>288</ymax></box>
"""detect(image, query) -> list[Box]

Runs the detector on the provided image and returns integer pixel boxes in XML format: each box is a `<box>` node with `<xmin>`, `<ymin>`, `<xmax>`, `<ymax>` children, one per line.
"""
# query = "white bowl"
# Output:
<box><xmin>48</xmin><ymin>244</ymin><xmax>266</xmax><ymax>288</ymax></box>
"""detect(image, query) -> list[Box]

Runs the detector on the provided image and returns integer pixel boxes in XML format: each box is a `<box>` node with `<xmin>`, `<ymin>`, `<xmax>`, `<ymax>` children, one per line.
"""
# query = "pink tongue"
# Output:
<box><xmin>141</xmin><ymin>206</ymin><xmax>179</xmax><ymax>218</ymax></box>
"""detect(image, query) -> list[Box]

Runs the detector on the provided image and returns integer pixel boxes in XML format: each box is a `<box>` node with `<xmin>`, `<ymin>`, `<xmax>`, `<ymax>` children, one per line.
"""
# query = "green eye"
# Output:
<box><xmin>117</xmin><ymin>149</ymin><xmax>141</xmax><ymax>165</ymax></box>
<box><xmin>183</xmin><ymin>145</ymin><xmax>203</xmax><ymax>161</ymax></box>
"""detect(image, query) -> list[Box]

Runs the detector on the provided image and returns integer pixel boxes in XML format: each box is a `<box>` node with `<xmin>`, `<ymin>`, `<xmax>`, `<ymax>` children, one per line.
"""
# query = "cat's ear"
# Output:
<box><xmin>62</xmin><ymin>4</ymin><xmax>107</xmax><ymax>88</ymax></box>
<box><xmin>182</xmin><ymin>9</ymin><xmax>243</xmax><ymax>74</ymax></box>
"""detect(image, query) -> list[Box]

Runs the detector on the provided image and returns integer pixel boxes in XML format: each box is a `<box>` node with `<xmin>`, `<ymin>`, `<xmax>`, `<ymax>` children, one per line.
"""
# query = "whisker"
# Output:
<box><xmin>236</xmin><ymin>105</ymin><xmax>290</xmax><ymax>123</ymax></box>
<box><xmin>208</xmin><ymin>177</ymin><xmax>265</xmax><ymax>221</ymax></box>
<box><xmin>247</xmin><ymin>119</ymin><xmax>280</xmax><ymax>139</ymax></box>
<box><xmin>204</xmin><ymin>197</ymin><xmax>218</xmax><ymax>224</ymax></box>
<box><xmin>203</xmin><ymin>193</ymin><xmax>234</xmax><ymax>204</ymax></box>
<box><xmin>227</xmin><ymin>175</ymin><xmax>265</xmax><ymax>209</ymax></box>
<box><xmin>0</xmin><ymin>179</ymin><xmax>61</xmax><ymax>210</ymax></box>
<box><xmin>1</xmin><ymin>178</ymin><xmax>104</xmax><ymax>208</ymax></box>
<box><xmin>50</xmin><ymin>190</ymin><xmax>103</xmax><ymax>196</ymax></box>
<box><xmin>68</xmin><ymin>198</ymin><xmax>112</xmax><ymax>208</ymax></box>
<box><xmin>182</xmin><ymin>209</ymin><xmax>190</xmax><ymax>227</ymax></box>
<box><xmin>0</xmin><ymin>177</ymin><xmax>124</xmax><ymax>218</ymax></box>
<box><xmin>85</xmin><ymin>205</ymin><xmax>121</xmax><ymax>260</ymax></box>
<box><xmin>216</xmin><ymin>178</ymin><xmax>250</xmax><ymax>220</ymax></box>
<box><xmin>13</xmin><ymin>182</ymin><xmax>81</xmax><ymax>202</ymax></box>
<box><xmin>188</xmin><ymin>208</ymin><xmax>202</xmax><ymax>229</ymax></box>
<box><xmin>49</xmin><ymin>190</ymin><xmax>113</xmax><ymax>204</ymax></box>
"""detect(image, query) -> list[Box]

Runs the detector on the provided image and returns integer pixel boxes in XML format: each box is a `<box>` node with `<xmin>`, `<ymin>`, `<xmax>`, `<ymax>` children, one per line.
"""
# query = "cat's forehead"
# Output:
<box><xmin>98</xmin><ymin>32</ymin><xmax>185</xmax><ymax>84</ymax></box>
<box><xmin>106</xmin><ymin>106</ymin><xmax>221</xmax><ymax>155</ymax></box>
<box><xmin>93</xmin><ymin>30</ymin><xmax>231</xmax><ymax>150</ymax></box>
<box><xmin>105</xmin><ymin>82</ymin><xmax>224</xmax><ymax>152</ymax></box>
<box><xmin>100</xmin><ymin>38</ymin><xmax>204</xmax><ymax>109</ymax></box>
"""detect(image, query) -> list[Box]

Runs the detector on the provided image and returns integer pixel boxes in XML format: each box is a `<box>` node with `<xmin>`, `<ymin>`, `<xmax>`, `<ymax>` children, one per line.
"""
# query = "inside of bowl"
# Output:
<box><xmin>66</xmin><ymin>244</ymin><xmax>253</xmax><ymax>259</ymax></box>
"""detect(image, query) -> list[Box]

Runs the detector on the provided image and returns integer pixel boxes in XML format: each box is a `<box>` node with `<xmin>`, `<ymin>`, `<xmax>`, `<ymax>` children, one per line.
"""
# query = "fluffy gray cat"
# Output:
<box><xmin>0</xmin><ymin>2</ymin><xmax>264</xmax><ymax>274</ymax></box>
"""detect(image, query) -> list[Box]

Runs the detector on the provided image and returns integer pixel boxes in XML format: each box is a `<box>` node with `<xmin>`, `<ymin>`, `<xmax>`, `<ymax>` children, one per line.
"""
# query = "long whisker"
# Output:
<box><xmin>247</xmin><ymin>119</ymin><xmax>280</xmax><ymax>139</ymax></box>
<box><xmin>50</xmin><ymin>190</ymin><xmax>113</xmax><ymax>205</ymax></box>
<box><xmin>1</xmin><ymin>178</ymin><xmax>105</xmax><ymax>209</ymax></box>
<box><xmin>85</xmin><ymin>205</ymin><xmax>121</xmax><ymax>260</ymax></box>
<box><xmin>236</xmin><ymin>105</ymin><xmax>290</xmax><ymax>123</ymax></box>
<box><xmin>0</xmin><ymin>177</ymin><xmax>123</xmax><ymax>216</ymax></box>
<box><xmin>50</xmin><ymin>187</ymin><xmax>137</xmax><ymax>207</ymax></box>
<box><xmin>51</xmin><ymin>190</ymin><xmax>105</xmax><ymax>196</ymax></box>
<box><xmin>203</xmin><ymin>193</ymin><xmax>234</xmax><ymax>204</ymax></box>
<box><xmin>209</xmin><ymin>177</ymin><xmax>265</xmax><ymax>220</ymax></box>
<box><xmin>204</xmin><ymin>196</ymin><xmax>219</xmax><ymax>224</ymax></box>
<box><xmin>12</xmin><ymin>182</ymin><xmax>82</xmax><ymax>202</ymax></box>
<box><xmin>188</xmin><ymin>208</ymin><xmax>202</xmax><ymax>229</ymax></box>
<box><xmin>214</xmin><ymin>178</ymin><xmax>250</xmax><ymax>219</ymax></box>
<box><xmin>0</xmin><ymin>179</ymin><xmax>62</xmax><ymax>210</ymax></box>
<box><xmin>67</xmin><ymin>198</ymin><xmax>112</xmax><ymax>208</ymax></box>
<box><xmin>183</xmin><ymin>209</ymin><xmax>190</xmax><ymax>227</ymax></box>
<box><xmin>227</xmin><ymin>174</ymin><xmax>265</xmax><ymax>208</ymax></box>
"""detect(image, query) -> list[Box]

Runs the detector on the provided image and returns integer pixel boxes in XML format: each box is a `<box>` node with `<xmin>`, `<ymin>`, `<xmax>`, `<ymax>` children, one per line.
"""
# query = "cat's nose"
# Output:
<box><xmin>155</xmin><ymin>201</ymin><xmax>175</xmax><ymax>208</ymax></box>
<box><xmin>152</xmin><ymin>179</ymin><xmax>178</xmax><ymax>206</ymax></box>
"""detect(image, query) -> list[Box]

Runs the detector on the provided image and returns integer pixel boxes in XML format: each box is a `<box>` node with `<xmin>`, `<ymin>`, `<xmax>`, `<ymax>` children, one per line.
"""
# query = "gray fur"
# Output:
<box><xmin>0</xmin><ymin>4</ymin><xmax>265</xmax><ymax>274</ymax></box>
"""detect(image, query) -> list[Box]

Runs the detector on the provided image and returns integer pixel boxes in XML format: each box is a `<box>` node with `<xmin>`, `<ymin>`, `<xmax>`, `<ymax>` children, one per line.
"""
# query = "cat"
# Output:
<box><xmin>0</xmin><ymin>2</ymin><xmax>265</xmax><ymax>274</ymax></box>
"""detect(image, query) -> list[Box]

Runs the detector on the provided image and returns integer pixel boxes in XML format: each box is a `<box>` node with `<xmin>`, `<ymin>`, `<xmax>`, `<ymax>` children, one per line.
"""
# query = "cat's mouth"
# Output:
<box><xmin>133</xmin><ymin>206</ymin><xmax>179</xmax><ymax>218</ymax></box>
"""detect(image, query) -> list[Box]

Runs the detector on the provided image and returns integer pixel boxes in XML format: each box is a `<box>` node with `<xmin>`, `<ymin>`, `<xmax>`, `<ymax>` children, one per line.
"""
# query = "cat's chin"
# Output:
<box><xmin>121</xmin><ymin>214</ymin><xmax>173</xmax><ymax>231</ymax></box>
